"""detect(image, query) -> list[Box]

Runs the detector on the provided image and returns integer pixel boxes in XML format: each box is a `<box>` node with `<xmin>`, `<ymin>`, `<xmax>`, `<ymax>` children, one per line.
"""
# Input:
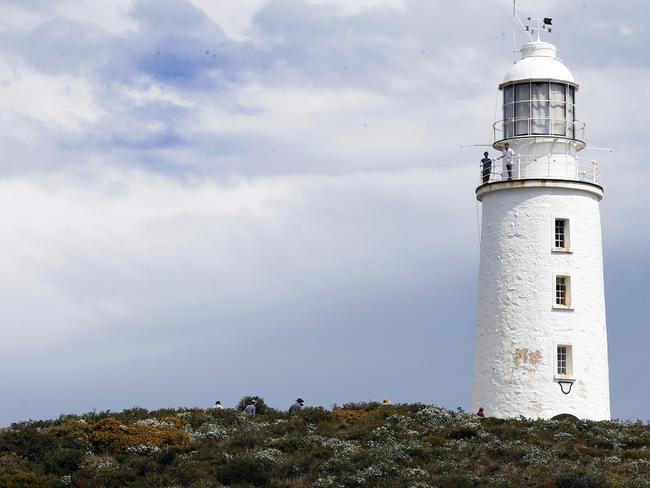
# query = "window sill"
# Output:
<box><xmin>554</xmin><ymin>375</ymin><xmax>575</xmax><ymax>381</ymax></box>
<box><xmin>552</xmin><ymin>305</ymin><xmax>574</xmax><ymax>311</ymax></box>
<box><xmin>552</xmin><ymin>247</ymin><xmax>572</xmax><ymax>254</ymax></box>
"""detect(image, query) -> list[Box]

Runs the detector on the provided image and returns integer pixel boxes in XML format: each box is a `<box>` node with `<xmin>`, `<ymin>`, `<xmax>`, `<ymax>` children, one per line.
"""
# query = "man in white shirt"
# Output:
<box><xmin>497</xmin><ymin>142</ymin><xmax>514</xmax><ymax>181</ymax></box>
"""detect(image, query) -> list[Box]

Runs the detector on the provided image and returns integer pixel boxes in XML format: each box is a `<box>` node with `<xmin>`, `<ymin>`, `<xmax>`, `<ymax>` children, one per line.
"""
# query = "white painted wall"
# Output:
<box><xmin>473</xmin><ymin>184</ymin><xmax>610</xmax><ymax>420</ymax></box>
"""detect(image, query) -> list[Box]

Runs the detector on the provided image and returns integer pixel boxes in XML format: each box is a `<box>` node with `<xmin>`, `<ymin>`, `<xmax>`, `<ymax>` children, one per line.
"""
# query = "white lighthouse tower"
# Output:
<box><xmin>473</xmin><ymin>18</ymin><xmax>610</xmax><ymax>420</ymax></box>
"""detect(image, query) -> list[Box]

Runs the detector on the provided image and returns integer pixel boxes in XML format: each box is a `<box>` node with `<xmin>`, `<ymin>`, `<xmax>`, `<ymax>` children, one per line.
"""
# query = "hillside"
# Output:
<box><xmin>0</xmin><ymin>402</ymin><xmax>648</xmax><ymax>487</ymax></box>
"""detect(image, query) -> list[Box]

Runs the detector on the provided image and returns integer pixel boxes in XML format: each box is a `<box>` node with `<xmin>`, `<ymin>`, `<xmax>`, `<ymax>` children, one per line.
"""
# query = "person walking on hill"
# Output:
<box><xmin>213</xmin><ymin>400</ymin><xmax>224</xmax><ymax>410</ymax></box>
<box><xmin>476</xmin><ymin>407</ymin><xmax>485</xmax><ymax>417</ymax></box>
<box><xmin>244</xmin><ymin>399</ymin><xmax>257</xmax><ymax>415</ymax></box>
<box><xmin>289</xmin><ymin>398</ymin><xmax>304</xmax><ymax>413</ymax></box>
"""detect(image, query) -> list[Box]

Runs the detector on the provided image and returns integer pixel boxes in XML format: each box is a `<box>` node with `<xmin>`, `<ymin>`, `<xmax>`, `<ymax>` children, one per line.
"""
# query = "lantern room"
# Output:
<box><xmin>502</xmin><ymin>80</ymin><xmax>576</xmax><ymax>139</ymax></box>
<box><xmin>498</xmin><ymin>41</ymin><xmax>582</xmax><ymax>145</ymax></box>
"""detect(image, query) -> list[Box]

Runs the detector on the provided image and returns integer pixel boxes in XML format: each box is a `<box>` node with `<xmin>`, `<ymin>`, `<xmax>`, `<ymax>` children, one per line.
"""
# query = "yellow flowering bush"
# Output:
<box><xmin>88</xmin><ymin>417</ymin><xmax>189</xmax><ymax>453</ymax></box>
<box><xmin>332</xmin><ymin>409</ymin><xmax>369</xmax><ymax>423</ymax></box>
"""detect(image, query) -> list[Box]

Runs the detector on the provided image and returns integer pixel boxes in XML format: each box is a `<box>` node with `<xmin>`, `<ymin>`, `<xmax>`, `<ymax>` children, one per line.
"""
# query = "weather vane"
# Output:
<box><xmin>524</xmin><ymin>15</ymin><xmax>553</xmax><ymax>41</ymax></box>
<box><xmin>512</xmin><ymin>1</ymin><xmax>553</xmax><ymax>61</ymax></box>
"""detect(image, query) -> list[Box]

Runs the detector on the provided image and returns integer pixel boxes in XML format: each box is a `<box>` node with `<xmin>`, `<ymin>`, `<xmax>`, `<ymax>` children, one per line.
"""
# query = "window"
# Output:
<box><xmin>502</xmin><ymin>82</ymin><xmax>577</xmax><ymax>139</ymax></box>
<box><xmin>557</xmin><ymin>346</ymin><xmax>567</xmax><ymax>374</ymax></box>
<box><xmin>556</xmin><ymin>345</ymin><xmax>573</xmax><ymax>377</ymax></box>
<box><xmin>554</xmin><ymin>218</ymin><xmax>569</xmax><ymax>250</ymax></box>
<box><xmin>555</xmin><ymin>275</ymin><xmax>571</xmax><ymax>307</ymax></box>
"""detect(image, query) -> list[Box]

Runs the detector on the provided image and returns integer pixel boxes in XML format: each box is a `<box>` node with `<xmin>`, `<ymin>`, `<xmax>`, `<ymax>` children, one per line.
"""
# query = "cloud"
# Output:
<box><xmin>0</xmin><ymin>162</ymin><xmax>477</xmax><ymax>420</ymax></box>
<box><xmin>0</xmin><ymin>58</ymin><xmax>102</xmax><ymax>131</ymax></box>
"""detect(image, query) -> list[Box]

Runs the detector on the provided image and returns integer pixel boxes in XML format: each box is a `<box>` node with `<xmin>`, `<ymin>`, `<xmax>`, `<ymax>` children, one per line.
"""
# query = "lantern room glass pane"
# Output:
<box><xmin>515</xmin><ymin>102</ymin><xmax>529</xmax><ymax>135</ymax></box>
<box><xmin>514</xmin><ymin>83</ymin><xmax>530</xmax><ymax>102</ymax></box>
<box><xmin>504</xmin><ymin>85</ymin><xmax>514</xmax><ymax>104</ymax></box>
<box><xmin>514</xmin><ymin>84</ymin><xmax>530</xmax><ymax>136</ymax></box>
<box><xmin>503</xmin><ymin>85</ymin><xmax>514</xmax><ymax>138</ymax></box>
<box><xmin>531</xmin><ymin>82</ymin><xmax>550</xmax><ymax>134</ymax></box>
<box><xmin>550</xmin><ymin>83</ymin><xmax>565</xmax><ymax>101</ymax></box>
<box><xmin>550</xmin><ymin>83</ymin><xmax>566</xmax><ymax>136</ymax></box>
<box><xmin>567</xmin><ymin>86</ymin><xmax>576</xmax><ymax>138</ymax></box>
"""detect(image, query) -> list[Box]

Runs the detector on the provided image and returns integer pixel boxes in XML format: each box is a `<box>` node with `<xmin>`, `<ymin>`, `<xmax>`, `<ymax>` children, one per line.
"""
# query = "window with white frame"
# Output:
<box><xmin>556</xmin><ymin>345</ymin><xmax>573</xmax><ymax>376</ymax></box>
<box><xmin>555</xmin><ymin>275</ymin><xmax>571</xmax><ymax>307</ymax></box>
<box><xmin>554</xmin><ymin>218</ymin><xmax>569</xmax><ymax>250</ymax></box>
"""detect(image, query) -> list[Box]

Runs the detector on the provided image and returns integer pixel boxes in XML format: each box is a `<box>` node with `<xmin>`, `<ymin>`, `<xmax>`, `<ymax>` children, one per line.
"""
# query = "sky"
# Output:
<box><xmin>0</xmin><ymin>0</ymin><xmax>648</xmax><ymax>425</ymax></box>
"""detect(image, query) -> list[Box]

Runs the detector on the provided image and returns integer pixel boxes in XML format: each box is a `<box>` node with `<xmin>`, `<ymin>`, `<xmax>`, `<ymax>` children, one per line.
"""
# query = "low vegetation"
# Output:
<box><xmin>0</xmin><ymin>401</ymin><xmax>649</xmax><ymax>487</ymax></box>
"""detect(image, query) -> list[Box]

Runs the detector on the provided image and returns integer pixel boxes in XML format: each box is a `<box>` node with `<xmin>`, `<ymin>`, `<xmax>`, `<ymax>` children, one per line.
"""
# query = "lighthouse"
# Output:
<box><xmin>472</xmin><ymin>19</ymin><xmax>610</xmax><ymax>420</ymax></box>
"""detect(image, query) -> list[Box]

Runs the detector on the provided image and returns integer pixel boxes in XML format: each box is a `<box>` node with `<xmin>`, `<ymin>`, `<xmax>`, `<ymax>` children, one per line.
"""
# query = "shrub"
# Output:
<box><xmin>2</xmin><ymin>403</ymin><xmax>650</xmax><ymax>487</ymax></box>
<box><xmin>300</xmin><ymin>407</ymin><xmax>332</xmax><ymax>424</ymax></box>
<box><xmin>42</xmin><ymin>448</ymin><xmax>84</xmax><ymax>475</ymax></box>
<box><xmin>332</xmin><ymin>409</ymin><xmax>369</xmax><ymax>423</ymax></box>
<box><xmin>88</xmin><ymin>418</ymin><xmax>189</xmax><ymax>453</ymax></box>
<box><xmin>446</xmin><ymin>426</ymin><xmax>479</xmax><ymax>440</ymax></box>
<box><xmin>0</xmin><ymin>471</ymin><xmax>50</xmax><ymax>488</ymax></box>
<box><xmin>554</xmin><ymin>472</ymin><xmax>610</xmax><ymax>488</ymax></box>
<box><xmin>217</xmin><ymin>455</ymin><xmax>272</xmax><ymax>485</ymax></box>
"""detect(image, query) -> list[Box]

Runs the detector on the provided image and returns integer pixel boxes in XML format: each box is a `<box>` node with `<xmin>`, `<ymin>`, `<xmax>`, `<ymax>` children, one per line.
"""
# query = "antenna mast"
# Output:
<box><xmin>512</xmin><ymin>0</ymin><xmax>517</xmax><ymax>62</ymax></box>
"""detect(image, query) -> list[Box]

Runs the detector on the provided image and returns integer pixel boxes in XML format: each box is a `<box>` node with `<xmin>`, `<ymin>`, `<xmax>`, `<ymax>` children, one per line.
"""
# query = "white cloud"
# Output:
<box><xmin>0</xmin><ymin>5</ymin><xmax>43</xmax><ymax>33</ymax></box>
<box><xmin>118</xmin><ymin>78</ymin><xmax>196</xmax><ymax>108</ymax></box>
<box><xmin>188</xmin><ymin>0</ymin><xmax>269</xmax><ymax>40</ymax></box>
<box><xmin>53</xmin><ymin>0</ymin><xmax>138</xmax><ymax>36</ymax></box>
<box><xmin>188</xmin><ymin>0</ymin><xmax>405</xmax><ymax>40</ymax></box>
<box><xmin>0</xmin><ymin>58</ymin><xmax>103</xmax><ymax>131</ymax></box>
<box><xmin>306</xmin><ymin>0</ymin><xmax>405</xmax><ymax>15</ymax></box>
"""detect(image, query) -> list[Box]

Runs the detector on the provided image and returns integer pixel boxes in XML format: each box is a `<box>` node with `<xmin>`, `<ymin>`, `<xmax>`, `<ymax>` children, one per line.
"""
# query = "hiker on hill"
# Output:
<box><xmin>213</xmin><ymin>400</ymin><xmax>224</xmax><ymax>410</ymax></box>
<box><xmin>289</xmin><ymin>398</ymin><xmax>305</xmax><ymax>413</ymax></box>
<box><xmin>477</xmin><ymin>407</ymin><xmax>485</xmax><ymax>417</ymax></box>
<box><xmin>244</xmin><ymin>399</ymin><xmax>257</xmax><ymax>415</ymax></box>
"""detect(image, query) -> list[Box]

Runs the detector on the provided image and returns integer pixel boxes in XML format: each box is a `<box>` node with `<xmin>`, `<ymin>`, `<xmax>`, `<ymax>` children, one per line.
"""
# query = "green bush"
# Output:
<box><xmin>42</xmin><ymin>448</ymin><xmax>84</xmax><ymax>474</ymax></box>
<box><xmin>554</xmin><ymin>472</ymin><xmax>610</xmax><ymax>488</ymax></box>
<box><xmin>217</xmin><ymin>455</ymin><xmax>271</xmax><ymax>485</ymax></box>
<box><xmin>0</xmin><ymin>471</ymin><xmax>50</xmax><ymax>488</ymax></box>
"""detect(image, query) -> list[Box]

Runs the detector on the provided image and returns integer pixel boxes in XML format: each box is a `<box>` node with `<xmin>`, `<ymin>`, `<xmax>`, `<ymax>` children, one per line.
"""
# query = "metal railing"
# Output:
<box><xmin>492</xmin><ymin>118</ymin><xmax>586</xmax><ymax>142</ymax></box>
<box><xmin>478</xmin><ymin>155</ymin><xmax>600</xmax><ymax>186</ymax></box>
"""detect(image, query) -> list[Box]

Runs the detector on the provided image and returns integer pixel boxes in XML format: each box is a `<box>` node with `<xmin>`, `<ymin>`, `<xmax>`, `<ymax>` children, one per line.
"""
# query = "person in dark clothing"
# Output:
<box><xmin>477</xmin><ymin>407</ymin><xmax>485</xmax><ymax>417</ymax></box>
<box><xmin>481</xmin><ymin>152</ymin><xmax>492</xmax><ymax>184</ymax></box>
<box><xmin>289</xmin><ymin>398</ymin><xmax>304</xmax><ymax>413</ymax></box>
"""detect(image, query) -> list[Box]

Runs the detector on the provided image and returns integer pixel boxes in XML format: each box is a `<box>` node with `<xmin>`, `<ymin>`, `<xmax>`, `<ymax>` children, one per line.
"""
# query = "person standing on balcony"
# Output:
<box><xmin>497</xmin><ymin>142</ymin><xmax>514</xmax><ymax>180</ymax></box>
<box><xmin>480</xmin><ymin>152</ymin><xmax>492</xmax><ymax>183</ymax></box>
